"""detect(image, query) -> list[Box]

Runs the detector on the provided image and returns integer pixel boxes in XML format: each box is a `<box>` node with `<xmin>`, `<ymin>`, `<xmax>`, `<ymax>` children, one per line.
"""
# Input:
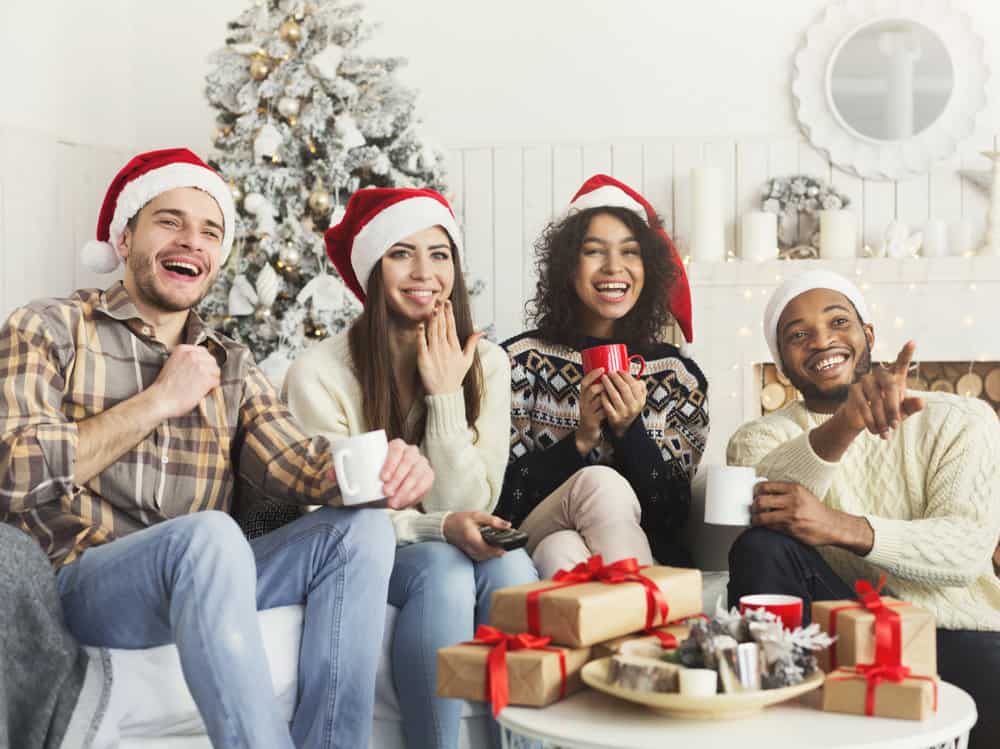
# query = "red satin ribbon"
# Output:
<box><xmin>464</xmin><ymin>625</ymin><xmax>567</xmax><ymax>717</ymax></box>
<box><xmin>525</xmin><ymin>555</ymin><xmax>669</xmax><ymax>636</ymax></box>
<box><xmin>826</xmin><ymin>576</ymin><xmax>908</xmax><ymax>669</ymax></box>
<box><xmin>828</xmin><ymin>665</ymin><xmax>939</xmax><ymax>716</ymax></box>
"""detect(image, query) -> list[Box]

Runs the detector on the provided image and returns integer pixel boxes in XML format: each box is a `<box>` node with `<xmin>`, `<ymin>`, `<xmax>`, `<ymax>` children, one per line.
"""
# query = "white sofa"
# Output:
<box><xmin>109</xmin><ymin>468</ymin><xmax>734</xmax><ymax>749</ymax></box>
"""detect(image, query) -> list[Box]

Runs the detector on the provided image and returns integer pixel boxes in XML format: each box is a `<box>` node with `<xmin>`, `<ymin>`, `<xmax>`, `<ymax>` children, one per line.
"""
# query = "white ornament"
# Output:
<box><xmin>229</xmin><ymin>264</ymin><xmax>282</xmax><ymax>316</ymax></box>
<box><xmin>258</xmin><ymin>350</ymin><xmax>295</xmax><ymax>388</ymax></box>
<box><xmin>881</xmin><ymin>220</ymin><xmax>923</xmax><ymax>259</ymax></box>
<box><xmin>277</xmin><ymin>96</ymin><xmax>301</xmax><ymax>119</ymax></box>
<box><xmin>298</xmin><ymin>274</ymin><xmax>345</xmax><ymax>312</ymax></box>
<box><xmin>231</xmin><ymin>42</ymin><xmax>261</xmax><ymax>56</ymax></box>
<box><xmin>242</xmin><ymin>192</ymin><xmax>277</xmax><ymax>237</ymax></box>
<box><xmin>334</xmin><ymin>115</ymin><xmax>366</xmax><ymax>150</ymax></box>
<box><xmin>253</xmin><ymin>124</ymin><xmax>283</xmax><ymax>163</ymax></box>
<box><xmin>308</xmin><ymin>44</ymin><xmax>344</xmax><ymax>80</ymax></box>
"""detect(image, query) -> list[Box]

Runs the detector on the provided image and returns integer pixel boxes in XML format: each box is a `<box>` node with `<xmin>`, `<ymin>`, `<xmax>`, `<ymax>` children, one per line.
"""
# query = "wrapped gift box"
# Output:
<box><xmin>821</xmin><ymin>668</ymin><xmax>938</xmax><ymax>721</ymax></box>
<box><xmin>592</xmin><ymin>623</ymin><xmax>692</xmax><ymax>660</ymax></box>
<box><xmin>812</xmin><ymin>598</ymin><xmax>936</xmax><ymax>675</ymax></box>
<box><xmin>490</xmin><ymin>565</ymin><xmax>702</xmax><ymax>648</ymax></box>
<box><xmin>436</xmin><ymin>642</ymin><xmax>591</xmax><ymax>709</ymax></box>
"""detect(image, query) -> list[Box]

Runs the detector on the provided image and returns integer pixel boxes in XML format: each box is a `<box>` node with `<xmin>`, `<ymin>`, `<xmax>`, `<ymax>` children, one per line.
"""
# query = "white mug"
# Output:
<box><xmin>704</xmin><ymin>465</ymin><xmax>766</xmax><ymax>526</ymax></box>
<box><xmin>331</xmin><ymin>429</ymin><xmax>388</xmax><ymax>506</ymax></box>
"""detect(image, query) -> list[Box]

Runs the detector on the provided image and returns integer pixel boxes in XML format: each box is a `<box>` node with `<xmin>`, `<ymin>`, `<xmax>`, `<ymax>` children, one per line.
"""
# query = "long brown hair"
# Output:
<box><xmin>348</xmin><ymin>238</ymin><xmax>484</xmax><ymax>443</ymax></box>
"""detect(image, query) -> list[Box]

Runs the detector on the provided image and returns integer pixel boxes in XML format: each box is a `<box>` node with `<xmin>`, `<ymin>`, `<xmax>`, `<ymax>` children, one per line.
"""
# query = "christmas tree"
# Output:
<box><xmin>200</xmin><ymin>0</ymin><xmax>448</xmax><ymax>383</ymax></box>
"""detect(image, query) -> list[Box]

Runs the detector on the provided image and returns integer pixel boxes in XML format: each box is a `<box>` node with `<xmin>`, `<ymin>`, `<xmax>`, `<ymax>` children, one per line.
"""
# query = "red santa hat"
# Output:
<box><xmin>568</xmin><ymin>174</ymin><xmax>693</xmax><ymax>343</ymax></box>
<box><xmin>325</xmin><ymin>187</ymin><xmax>462</xmax><ymax>303</ymax></box>
<box><xmin>81</xmin><ymin>148</ymin><xmax>236</xmax><ymax>273</ymax></box>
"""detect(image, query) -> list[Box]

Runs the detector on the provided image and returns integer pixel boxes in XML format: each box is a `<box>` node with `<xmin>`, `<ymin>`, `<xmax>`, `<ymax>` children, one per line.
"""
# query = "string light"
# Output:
<box><xmin>963</xmin><ymin>315</ymin><xmax>976</xmax><ymax>327</ymax></box>
<box><xmin>743</xmin><ymin>289</ymin><xmax>753</xmax><ymax>301</ymax></box>
<box><xmin>893</xmin><ymin>317</ymin><xmax>905</xmax><ymax>329</ymax></box>
<box><xmin>738</xmin><ymin>326</ymin><xmax>752</xmax><ymax>337</ymax></box>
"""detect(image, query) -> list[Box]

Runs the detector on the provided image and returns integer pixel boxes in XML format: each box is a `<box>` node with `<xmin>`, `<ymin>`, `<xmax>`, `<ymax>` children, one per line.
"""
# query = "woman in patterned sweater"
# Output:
<box><xmin>495</xmin><ymin>175</ymin><xmax>709</xmax><ymax>576</ymax></box>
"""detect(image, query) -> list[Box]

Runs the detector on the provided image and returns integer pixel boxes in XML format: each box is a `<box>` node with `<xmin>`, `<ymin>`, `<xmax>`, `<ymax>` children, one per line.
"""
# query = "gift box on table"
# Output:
<box><xmin>812</xmin><ymin>579</ymin><xmax>936</xmax><ymax>675</ymax></box>
<box><xmin>490</xmin><ymin>556</ymin><xmax>702</xmax><ymax>648</ymax></box>
<box><xmin>821</xmin><ymin>667</ymin><xmax>938</xmax><ymax>721</ymax></box>
<box><xmin>437</xmin><ymin>626</ymin><xmax>591</xmax><ymax>715</ymax></box>
<box><xmin>592</xmin><ymin>623</ymin><xmax>692</xmax><ymax>660</ymax></box>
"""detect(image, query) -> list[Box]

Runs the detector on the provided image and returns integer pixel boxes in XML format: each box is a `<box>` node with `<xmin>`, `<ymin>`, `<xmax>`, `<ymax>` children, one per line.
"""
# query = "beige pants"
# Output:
<box><xmin>520</xmin><ymin>465</ymin><xmax>654</xmax><ymax>579</ymax></box>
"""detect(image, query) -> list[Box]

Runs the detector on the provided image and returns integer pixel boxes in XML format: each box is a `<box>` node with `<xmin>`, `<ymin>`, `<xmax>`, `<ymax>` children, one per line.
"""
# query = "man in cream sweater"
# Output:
<box><xmin>726</xmin><ymin>271</ymin><xmax>999</xmax><ymax>748</ymax></box>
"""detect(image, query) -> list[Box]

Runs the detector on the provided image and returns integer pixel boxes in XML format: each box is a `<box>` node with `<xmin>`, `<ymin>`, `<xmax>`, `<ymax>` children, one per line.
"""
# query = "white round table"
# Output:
<box><xmin>498</xmin><ymin>681</ymin><xmax>976</xmax><ymax>749</ymax></box>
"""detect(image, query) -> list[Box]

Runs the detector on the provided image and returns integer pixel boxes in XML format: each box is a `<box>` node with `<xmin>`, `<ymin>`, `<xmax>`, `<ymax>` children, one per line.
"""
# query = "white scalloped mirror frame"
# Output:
<box><xmin>793</xmin><ymin>0</ymin><xmax>990</xmax><ymax>180</ymax></box>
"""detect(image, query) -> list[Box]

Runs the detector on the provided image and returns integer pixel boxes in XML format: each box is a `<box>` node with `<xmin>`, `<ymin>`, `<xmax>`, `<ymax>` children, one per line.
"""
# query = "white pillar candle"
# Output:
<box><xmin>982</xmin><ymin>150</ymin><xmax>1000</xmax><ymax>256</ymax></box>
<box><xmin>819</xmin><ymin>209</ymin><xmax>857</xmax><ymax>259</ymax></box>
<box><xmin>690</xmin><ymin>167</ymin><xmax>725</xmax><ymax>262</ymax></box>
<box><xmin>678</xmin><ymin>669</ymin><xmax>718</xmax><ymax>697</ymax></box>
<box><xmin>740</xmin><ymin>211</ymin><xmax>777</xmax><ymax>262</ymax></box>
<box><xmin>949</xmin><ymin>219</ymin><xmax>975</xmax><ymax>256</ymax></box>
<box><xmin>921</xmin><ymin>219</ymin><xmax>948</xmax><ymax>257</ymax></box>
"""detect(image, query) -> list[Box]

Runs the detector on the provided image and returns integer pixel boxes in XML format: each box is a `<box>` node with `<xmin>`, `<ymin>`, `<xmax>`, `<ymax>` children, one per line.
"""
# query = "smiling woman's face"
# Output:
<box><xmin>379</xmin><ymin>225</ymin><xmax>455</xmax><ymax>323</ymax></box>
<box><xmin>572</xmin><ymin>211</ymin><xmax>645</xmax><ymax>338</ymax></box>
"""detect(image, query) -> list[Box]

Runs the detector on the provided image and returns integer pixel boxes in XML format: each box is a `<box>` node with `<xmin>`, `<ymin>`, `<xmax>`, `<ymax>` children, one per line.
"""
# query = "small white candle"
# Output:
<box><xmin>741</xmin><ymin>211</ymin><xmax>777</xmax><ymax>262</ymax></box>
<box><xmin>678</xmin><ymin>668</ymin><xmax>718</xmax><ymax>697</ymax></box>
<box><xmin>922</xmin><ymin>219</ymin><xmax>948</xmax><ymax>257</ymax></box>
<box><xmin>819</xmin><ymin>210</ymin><xmax>857</xmax><ymax>259</ymax></box>
<box><xmin>690</xmin><ymin>167</ymin><xmax>725</xmax><ymax>262</ymax></box>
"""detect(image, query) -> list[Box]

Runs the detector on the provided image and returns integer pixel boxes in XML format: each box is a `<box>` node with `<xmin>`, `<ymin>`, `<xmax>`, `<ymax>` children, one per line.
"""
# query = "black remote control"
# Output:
<box><xmin>479</xmin><ymin>525</ymin><xmax>529</xmax><ymax>551</ymax></box>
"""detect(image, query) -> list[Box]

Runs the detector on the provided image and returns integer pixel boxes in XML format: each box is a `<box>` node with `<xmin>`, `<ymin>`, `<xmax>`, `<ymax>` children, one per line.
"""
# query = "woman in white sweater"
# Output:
<box><xmin>284</xmin><ymin>188</ymin><xmax>537</xmax><ymax>749</ymax></box>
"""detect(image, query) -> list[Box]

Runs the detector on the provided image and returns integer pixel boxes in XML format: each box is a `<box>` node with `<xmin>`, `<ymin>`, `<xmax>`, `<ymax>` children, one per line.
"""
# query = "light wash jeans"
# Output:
<box><xmin>55</xmin><ymin>507</ymin><xmax>396</xmax><ymax>749</ymax></box>
<box><xmin>388</xmin><ymin>541</ymin><xmax>539</xmax><ymax>749</ymax></box>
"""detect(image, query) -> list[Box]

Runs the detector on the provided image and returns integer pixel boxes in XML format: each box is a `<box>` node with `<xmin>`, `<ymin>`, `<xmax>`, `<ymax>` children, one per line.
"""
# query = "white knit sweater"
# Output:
<box><xmin>282</xmin><ymin>332</ymin><xmax>511</xmax><ymax>545</ymax></box>
<box><xmin>727</xmin><ymin>391</ymin><xmax>1000</xmax><ymax>631</ymax></box>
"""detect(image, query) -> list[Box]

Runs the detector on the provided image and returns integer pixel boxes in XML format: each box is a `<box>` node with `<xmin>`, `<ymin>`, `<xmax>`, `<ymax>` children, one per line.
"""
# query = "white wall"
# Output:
<box><xmin>2</xmin><ymin>1</ymin><xmax>996</xmax><ymax>152</ymax></box>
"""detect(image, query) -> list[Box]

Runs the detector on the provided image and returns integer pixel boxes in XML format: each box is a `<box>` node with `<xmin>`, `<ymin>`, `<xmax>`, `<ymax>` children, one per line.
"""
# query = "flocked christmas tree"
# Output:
<box><xmin>200</xmin><ymin>0</ymin><xmax>448</xmax><ymax>382</ymax></box>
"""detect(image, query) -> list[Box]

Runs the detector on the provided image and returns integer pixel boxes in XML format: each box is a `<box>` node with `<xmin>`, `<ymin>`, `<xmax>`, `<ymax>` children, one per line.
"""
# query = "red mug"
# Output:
<box><xmin>580</xmin><ymin>344</ymin><xmax>646</xmax><ymax>376</ymax></box>
<box><xmin>739</xmin><ymin>594</ymin><xmax>804</xmax><ymax>630</ymax></box>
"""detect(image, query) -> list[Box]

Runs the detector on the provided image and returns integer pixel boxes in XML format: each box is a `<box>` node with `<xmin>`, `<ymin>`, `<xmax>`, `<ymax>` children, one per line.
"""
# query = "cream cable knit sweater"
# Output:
<box><xmin>283</xmin><ymin>332</ymin><xmax>511</xmax><ymax>545</ymax></box>
<box><xmin>727</xmin><ymin>391</ymin><xmax>1000</xmax><ymax>631</ymax></box>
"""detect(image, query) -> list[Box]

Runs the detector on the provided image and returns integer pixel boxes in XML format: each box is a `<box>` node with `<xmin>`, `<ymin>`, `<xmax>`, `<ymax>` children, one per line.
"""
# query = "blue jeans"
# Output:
<box><xmin>56</xmin><ymin>507</ymin><xmax>395</xmax><ymax>749</ymax></box>
<box><xmin>388</xmin><ymin>542</ymin><xmax>538</xmax><ymax>749</ymax></box>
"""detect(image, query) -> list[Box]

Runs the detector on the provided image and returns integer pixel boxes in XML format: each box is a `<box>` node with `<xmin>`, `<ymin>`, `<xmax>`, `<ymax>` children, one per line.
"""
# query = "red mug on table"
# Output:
<box><xmin>581</xmin><ymin>344</ymin><xmax>646</xmax><ymax>376</ymax></box>
<box><xmin>738</xmin><ymin>594</ymin><xmax>804</xmax><ymax>630</ymax></box>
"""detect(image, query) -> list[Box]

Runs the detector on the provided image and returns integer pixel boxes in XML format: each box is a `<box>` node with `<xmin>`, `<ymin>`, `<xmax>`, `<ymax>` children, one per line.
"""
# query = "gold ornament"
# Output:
<box><xmin>279</xmin><ymin>19</ymin><xmax>302</xmax><ymax>44</ymax></box>
<box><xmin>279</xmin><ymin>246</ymin><xmax>301</xmax><ymax>267</ymax></box>
<box><xmin>254</xmin><ymin>305</ymin><xmax>273</xmax><ymax>322</ymax></box>
<box><xmin>277</xmin><ymin>96</ymin><xmax>301</xmax><ymax>121</ymax></box>
<box><xmin>250</xmin><ymin>55</ymin><xmax>272</xmax><ymax>81</ymax></box>
<box><xmin>229</xmin><ymin>182</ymin><xmax>244</xmax><ymax>207</ymax></box>
<box><xmin>308</xmin><ymin>187</ymin><xmax>332</xmax><ymax>215</ymax></box>
<box><xmin>310</xmin><ymin>325</ymin><xmax>328</xmax><ymax>339</ymax></box>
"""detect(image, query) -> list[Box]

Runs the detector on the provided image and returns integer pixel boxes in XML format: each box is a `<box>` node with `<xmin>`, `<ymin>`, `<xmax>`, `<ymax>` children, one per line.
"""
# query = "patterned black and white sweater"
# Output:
<box><xmin>495</xmin><ymin>331</ymin><xmax>710</xmax><ymax>566</ymax></box>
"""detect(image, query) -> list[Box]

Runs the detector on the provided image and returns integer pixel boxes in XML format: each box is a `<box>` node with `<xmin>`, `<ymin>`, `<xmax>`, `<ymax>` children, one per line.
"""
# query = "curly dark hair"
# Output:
<box><xmin>526</xmin><ymin>206</ymin><xmax>680</xmax><ymax>355</ymax></box>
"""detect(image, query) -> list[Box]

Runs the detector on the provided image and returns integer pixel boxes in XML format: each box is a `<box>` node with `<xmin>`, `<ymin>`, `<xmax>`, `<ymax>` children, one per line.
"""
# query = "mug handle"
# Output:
<box><xmin>334</xmin><ymin>449</ymin><xmax>359</xmax><ymax>496</ymax></box>
<box><xmin>629</xmin><ymin>354</ymin><xmax>646</xmax><ymax>377</ymax></box>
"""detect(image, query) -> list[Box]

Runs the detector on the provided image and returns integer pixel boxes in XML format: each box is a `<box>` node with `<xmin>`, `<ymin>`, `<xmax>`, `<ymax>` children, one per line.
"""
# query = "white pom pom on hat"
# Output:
<box><xmin>82</xmin><ymin>148</ymin><xmax>236</xmax><ymax>273</ymax></box>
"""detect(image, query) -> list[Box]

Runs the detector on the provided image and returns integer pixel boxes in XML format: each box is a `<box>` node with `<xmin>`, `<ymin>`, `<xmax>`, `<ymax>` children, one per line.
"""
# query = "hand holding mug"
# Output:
<box><xmin>444</xmin><ymin>511</ymin><xmax>508</xmax><ymax>561</ymax></box>
<box><xmin>837</xmin><ymin>340</ymin><xmax>924</xmax><ymax>440</ymax></box>
<box><xmin>599</xmin><ymin>370</ymin><xmax>647</xmax><ymax>438</ymax></box>
<box><xmin>575</xmin><ymin>367</ymin><xmax>606</xmax><ymax>455</ymax></box>
<box><xmin>417</xmin><ymin>300</ymin><xmax>484</xmax><ymax>395</ymax></box>
<box><xmin>380</xmin><ymin>439</ymin><xmax>434</xmax><ymax>509</ymax></box>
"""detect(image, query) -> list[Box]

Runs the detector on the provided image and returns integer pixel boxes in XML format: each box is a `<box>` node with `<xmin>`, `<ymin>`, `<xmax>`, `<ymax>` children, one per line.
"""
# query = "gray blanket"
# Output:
<box><xmin>0</xmin><ymin>524</ymin><xmax>100</xmax><ymax>749</ymax></box>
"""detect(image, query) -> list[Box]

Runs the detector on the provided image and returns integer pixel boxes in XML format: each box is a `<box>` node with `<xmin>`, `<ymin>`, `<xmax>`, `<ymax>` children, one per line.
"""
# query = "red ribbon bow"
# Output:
<box><xmin>525</xmin><ymin>555</ymin><xmax>669</xmax><ymax>636</ymax></box>
<box><xmin>465</xmin><ymin>625</ymin><xmax>566</xmax><ymax>717</ymax></box>
<box><xmin>826</xmin><ymin>576</ymin><xmax>907</xmax><ymax>669</ymax></box>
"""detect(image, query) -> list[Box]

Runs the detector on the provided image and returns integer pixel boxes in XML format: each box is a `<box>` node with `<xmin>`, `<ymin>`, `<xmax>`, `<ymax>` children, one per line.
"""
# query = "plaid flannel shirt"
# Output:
<box><xmin>0</xmin><ymin>282</ymin><xmax>338</xmax><ymax>567</ymax></box>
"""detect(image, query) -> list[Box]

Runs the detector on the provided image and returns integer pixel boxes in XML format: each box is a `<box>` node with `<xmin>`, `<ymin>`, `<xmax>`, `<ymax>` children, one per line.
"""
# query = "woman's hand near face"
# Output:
<box><xmin>416</xmin><ymin>300</ymin><xmax>484</xmax><ymax>395</ymax></box>
<box><xmin>600</xmin><ymin>370</ymin><xmax>647</xmax><ymax>438</ymax></box>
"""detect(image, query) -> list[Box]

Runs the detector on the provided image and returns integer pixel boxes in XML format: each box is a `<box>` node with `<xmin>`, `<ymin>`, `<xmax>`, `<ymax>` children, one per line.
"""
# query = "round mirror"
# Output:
<box><xmin>793</xmin><ymin>0</ymin><xmax>988</xmax><ymax>180</ymax></box>
<box><xmin>828</xmin><ymin>19</ymin><xmax>953</xmax><ymax>142</ymax></box>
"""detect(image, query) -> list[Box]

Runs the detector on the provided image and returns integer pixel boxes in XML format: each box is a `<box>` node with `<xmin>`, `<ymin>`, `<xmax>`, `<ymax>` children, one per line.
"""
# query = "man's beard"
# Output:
<box><xmin>128</xmin><ymin>253</ymin><xmax>208</xmax><ymax>313</ymax></box>
<box><xmin>786</xmin><ymin>342</ymin><xmax>873</xmax><ymax>405</ymax></box>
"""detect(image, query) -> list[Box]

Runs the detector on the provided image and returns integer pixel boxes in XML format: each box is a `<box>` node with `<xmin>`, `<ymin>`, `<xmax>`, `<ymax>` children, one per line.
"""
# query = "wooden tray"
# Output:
<box><xmin>581</xmin><ymin>657</ymin><xmax>824</xmax><ymax>719</ymax></box>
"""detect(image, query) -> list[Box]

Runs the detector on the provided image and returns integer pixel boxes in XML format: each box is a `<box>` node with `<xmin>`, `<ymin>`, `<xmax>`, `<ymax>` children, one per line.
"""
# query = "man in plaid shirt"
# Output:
<box><xmin>0</xmin><ymin>149</ymin><xmax>433</xmax><ymax>749</ymax></box>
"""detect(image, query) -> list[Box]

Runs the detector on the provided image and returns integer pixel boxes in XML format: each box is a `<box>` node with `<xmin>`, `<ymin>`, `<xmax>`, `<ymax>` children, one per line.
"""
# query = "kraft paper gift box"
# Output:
<box><xmin>812</xmin><ymin>598</ymin><xmax>936</xmax><ymax>675</ymax></box>
<box><xmin>592</xmin><ymin>623</ymin><xmax>692</xmax><ymax>660</ymax></box>
<box><xmin>489</xmin><ymin>564</ymin><xmax>702</xmax><ymax>648</ymax></box>
<box><xmin>821</xmin><ymin>668</ymin><xmax>938</xmax><ymax>721</ymax></box>
<box><xmin>436</xmin><ymin>642</ymin><xmax>591</xmax><ymax>710</ymax></box>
